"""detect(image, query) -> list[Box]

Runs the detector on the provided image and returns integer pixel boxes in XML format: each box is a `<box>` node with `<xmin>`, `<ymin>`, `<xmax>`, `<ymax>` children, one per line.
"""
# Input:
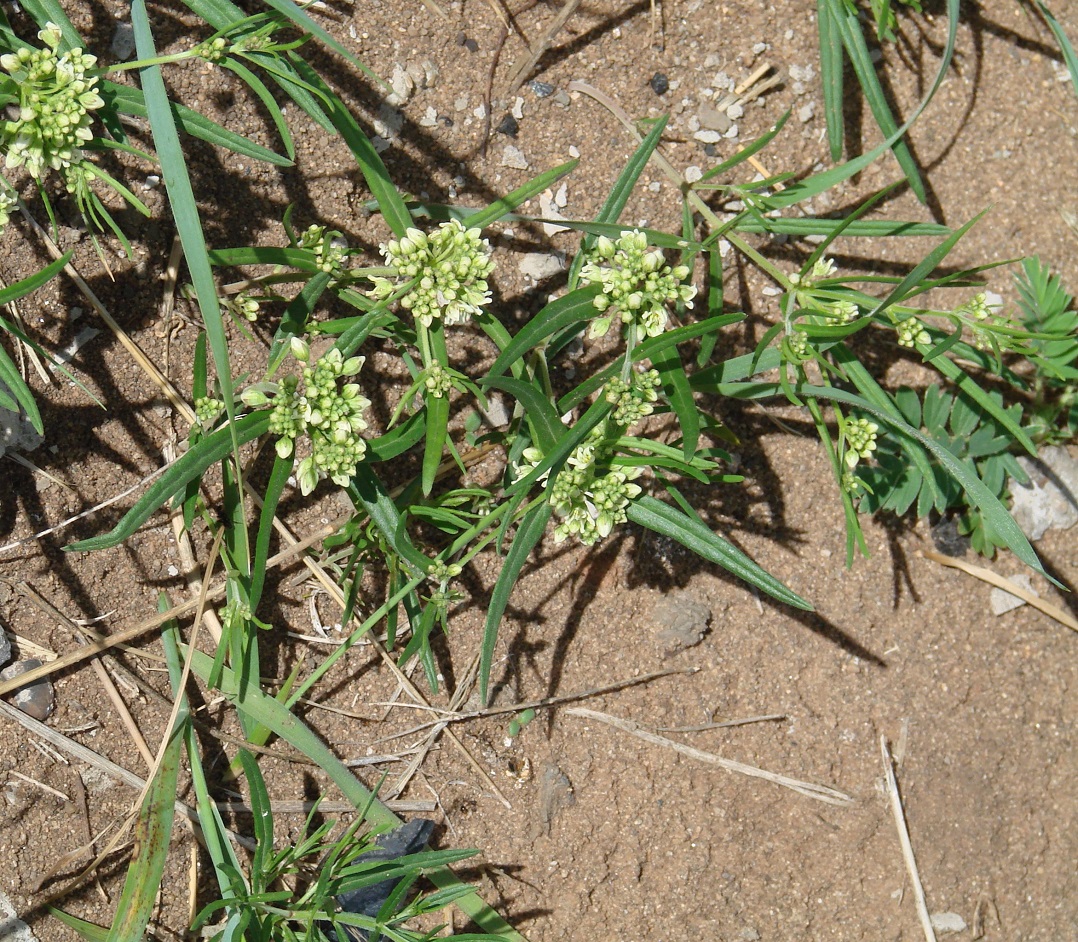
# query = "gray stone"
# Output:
<box><xmin>0</xmin><ymin>382</ymin><xmax>44</xmax><ymax>461</ymax></box>
<box><xmin>653</xmin><ymin>590</ymin><xmax>712</xmax><ymax>656</ymax></box>
<box><xmin>990</xmin><ymin>574</ymin><xmax>1037</xmax><ymax>615</ymax></box>
<box><xmin>0</xmin><ymin>659</ymin><xmax>54</xmax><ymax>721</ymax></box>
<box><xmin>0</xmin><ymin>888</ymin><xmax>39</xmax><ymax>942</ymax></box>
<box><xmin>0</xmin><ymin>631</ymin><xmax>10</xmax><ymax>668</ymax></box>
<box><xmin>1010</xmin><ymin>445</ymin><xmax>1078</xmax><ymax>540</ymax></box>
<box><xmin>110</xmin><ymin>22</ymin><xmax>136</xmax><ymax>60</ymax></box>
<box><xmin>518</xmin><ymin>253</ymin><xmax>564</xmax><ymax>282</ymax></box>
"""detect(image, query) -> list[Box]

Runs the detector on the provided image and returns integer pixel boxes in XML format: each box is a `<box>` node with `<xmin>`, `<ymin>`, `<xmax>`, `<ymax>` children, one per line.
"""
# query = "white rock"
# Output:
<box><xmin>929</xmin><ymin>913</ymin><xmax>967</xmax><ymax>934</ymax></box>
<box><xmin>726</xmin><ymin>102</ymin><xmax>744</xmax><ymax>120</ymax></box>
<box><xmin>684</xmin><ymin>165</ymin><xmax>704</xmax><ymax>183</ymax></box>
<box><xmin>724</xmin><ymin>123</ymin><xmax>739</xmax><ymax>139</ymax></box>
<box><xmin>388</xmin><ymin>64</ymin><xmax>414</xmax><ymax>105</ymax></box>
<box><xmin>554</xmin><ymin>182</ymin><xmax>568</xmax><ymax>208</ymax></box>
<box><xmin>512</xmin><ymin>96</ymin><xmax>525</xmax><ymax>120</ymax></box>
<box><xmin>518</xmin><ymin>253</ymin><xmax>564</xmax><ymax>281</ymax></box>
<box><xmin>798</xmin><ymin>101</ymin><xmax>816</xmax><ymax>123</ymax></box>
<box><xmin>501</xmin><ymin>145</ymin><xmax>529</xmax><ymax>170</ymax></box>
<box><xmin>538</xmin><ymin>189</ymin><xmax>569</xmax><ymax>234</ymax></box>
<box><xmin>693</xmin><ymin>130</ymin><xmax>722</xmax><ymax>144</ymax></box>
<box><xmin>990</xmin><ymin>574</ymin><xmax>1037</xmax><ymax>616</ymax></box>
<box><xmin>419</xmin><ymin>106</ymin><xmax>438</xmax><ymax>128</ymax></box>
<box><xmin>1010</xmin><ymin>446</ymin><xmax>1078</xmax><ymax>539</ymax></box>
<box><xmin>0</xmin><ymin>889</ymin><xmax>38</xmax><ymax>942</ymax></box>
<box><xmin>568</xmin><ymin>145</ymin><xmax>580</xmax><ymax>158</ymax></box>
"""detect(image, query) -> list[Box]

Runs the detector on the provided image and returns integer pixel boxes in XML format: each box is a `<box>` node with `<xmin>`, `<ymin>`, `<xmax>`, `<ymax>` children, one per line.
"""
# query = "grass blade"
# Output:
<box><xmin>818</xmin><ymin>0</ymin><xmax>845</xmax><ymax>162</ymax></box>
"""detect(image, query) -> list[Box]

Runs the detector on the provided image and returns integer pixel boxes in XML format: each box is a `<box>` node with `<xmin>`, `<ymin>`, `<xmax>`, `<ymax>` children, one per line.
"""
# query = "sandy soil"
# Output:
<box><xmin>1</xmin><ymin>1</ymin><xmax>1076</xmax><ymax>940</ymax></box>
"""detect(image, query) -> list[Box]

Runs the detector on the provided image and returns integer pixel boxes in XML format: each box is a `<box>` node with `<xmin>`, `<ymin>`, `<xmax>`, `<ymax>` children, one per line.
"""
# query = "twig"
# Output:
<box><xmin>567</xmin><ymin>707</ymin><xmax>853</xmax><ymax>806</ymax></box>
<box><xmin>0</xmin><ymin>699</ymin><xmax>253</xmax><ymax>849</ymax></box>
<box><xmin>652</xmin><ymin>713</ymin><xmax>786</xmax><ymax>732</ymax></box>
<box><xmin>18</xmin><ymin>582</ymin><xmax>154</xmax><ymax>769</ymax></box>
<box><xmin>920</xmin><ymin>549</ymin><xmax>1078</xmax><ymax>632</ymax></box>
<box><xmin>214</xmin><ymin>798</ymin><xmax>436</xmax><ymax>814</ymax></box>
<box><xmin>8</xmin><ymin>769</ymin><xmax>70</xmax><ymax>801</ymax></box>
<box><xmin>368</xmin><ymin>667</ymin><xmax>695</xmax><ymax>742</ymax></box>
<box><xmin>880</xmin><ymin>735</ymin><xmax>936</xmax><ymax>942</ymax></box>
<box><xmin>0</xmin><ymin>513</ymin><xmax>351</xmax><ymax>697</ymax></box>
<box><xmin>505</xmin><ymin>0</ymin><xmax>582</xmax><ymax>94</ymax></box>
<box><xmin>0</xmin><ymin>464</ymin><xmax>171</xmax><ymax>555</ymax></box>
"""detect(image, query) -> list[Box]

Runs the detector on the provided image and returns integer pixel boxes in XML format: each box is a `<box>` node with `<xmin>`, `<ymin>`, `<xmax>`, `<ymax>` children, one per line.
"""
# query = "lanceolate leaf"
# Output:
<box><xmin>627</xmin><ymin>495</ymin><xmax>813</xmax><ymax>611</ymax></box>
<box><xmin>485</xmin><ymin>286</ymin><xmax>602</xmax><ymax>380</ymax></box>
<box><xmin>480</xmin><ymin>500</ymin><xmax>553</xmax><ymax>705</ymax></box>
<box><xmin>67</xmin><ymin>411</ymin><xmax>272</xmax><ymax>552</ymax></box>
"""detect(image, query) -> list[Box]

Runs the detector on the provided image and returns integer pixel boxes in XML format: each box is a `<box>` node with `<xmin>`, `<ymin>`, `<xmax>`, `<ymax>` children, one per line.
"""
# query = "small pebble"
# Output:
<box><xmin>552</xmin><ymin>90</ymin><xmax>571</xmax><ymax>107</ymax></box>
<box><xmin>929</xmin><ymin>913</ymin><xmax>967</xmax><ymax>934</ymax></box>
<box><xmin>496</xmin><ymin>114</ymin><xmax>519</xmax><ymax>137</ymax></box>
<box><xmin>684</xmin><ymin>165</ymin><xmax>703</xmax><ymax>183</ymax></box>
<box><xmin>693</xmin><ymin>130</ymin><xmax>722</xmax><ymax>144</ymax></box>
<box><xmin>1</xmin><ymin>659</ymin><xmax>54</xmax><ymax>721</ymax></box>
<box><xmin>464</xmin><ymin>37</ymin><xmax>479</xmax><ymax>53</ymax></box>
<box><xmin>511</xmin><ymin>97</ymin><xmax>525</xmax><ymax>120</ymax></box>
<box><xmin>501</xmin><ymin>145</ymin><xmax>529</xmax><ymax>170</ymax></box>
<box><xmin>528</xmin><ymin>80</ymin><xmax>556</xmax><ymax>98</ymax></box>
<box><xmin>990</xmin><ymin>574</ymin><xmax>1037</xmax><ymax>616</ymax></box>
<box><xmin>568</xmin><ymin>144</ymin><xmax>580</xmax><ymax>158</ymax></box>
<box><xmin>649</xmin><ymin>72</ymin><xmax>670</xmax><ymax>95</ymax></box>
<box><xmin>798</xmin><ymin>101</ymin><xmax>816</xmax><ymax>123</ymax></box>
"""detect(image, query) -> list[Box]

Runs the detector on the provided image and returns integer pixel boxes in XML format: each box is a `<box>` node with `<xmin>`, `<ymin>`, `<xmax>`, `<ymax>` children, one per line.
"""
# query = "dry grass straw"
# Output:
<box><xmin>880</xmin><ymin>734</ymin><xmax>937</xmax><ymax>942</ymax></box>
<box><xmin>567</xmin><ymin>706</ymin><xmax>853</xmax><ymax>805</ymax></box>
<box><xmin>921</xmin><ymin>549</ymin><xmax>1078</xmax><ymax>632</ymax></box>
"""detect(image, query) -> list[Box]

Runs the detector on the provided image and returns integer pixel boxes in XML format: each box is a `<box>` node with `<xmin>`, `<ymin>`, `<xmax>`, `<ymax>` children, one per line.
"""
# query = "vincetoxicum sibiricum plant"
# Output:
<box><xmin>5</xmin><ymin>1</ymin><xmax>1076</xmax><ymax>942</ymax></box>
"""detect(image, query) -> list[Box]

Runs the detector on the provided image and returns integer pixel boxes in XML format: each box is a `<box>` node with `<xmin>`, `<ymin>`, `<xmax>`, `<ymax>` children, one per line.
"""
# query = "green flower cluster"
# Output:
<box><xmin>0</xmin><ymin>187</ymin><xmax>14</xmax><ymax>232</ymax></box>
<box><xmin>242</xmin><ymin>340</ymin><xmax>371</xmax><ymax>495</ymax></box>
<box><xmin>1</xmin><ymin>23</ymin><xmax>103</xmax><ymax>181</ymax></box>
<box><xmin>843</xmin><ymin>416</ymin><xmax>879</xmax><ymax>469</ymax></box>
<box><xmin>371</xmin><ymin>220</ymin><xmax>495</xmax><ymax>328</ymax></box>
<box><xmin>959</xmin><ymin>291</ymin><xmax>1006</xmax><ymax>351</ymax></box>
<box><xmin>605</xmin><ymin>368</ymin><xmax>661</xmax><ymax>427</ymax></box>
<box><xmin>581</xmin><ymin>230</ymin><xmax>696</xmax><ymax>339</ymax></box>
<box><xmin>895</xmin><ymin>315</ymin><xmax>931</xmax><ymax>348</ymax></box>
<box><xmin>299</xmin><ymin>224</ymin><xmax>349</xmax><ymax>275</ymax></box>
<box><xmin>194</xmin><ymin>395</ymin><xmax>224</xmax><ymax>427</ymax></box>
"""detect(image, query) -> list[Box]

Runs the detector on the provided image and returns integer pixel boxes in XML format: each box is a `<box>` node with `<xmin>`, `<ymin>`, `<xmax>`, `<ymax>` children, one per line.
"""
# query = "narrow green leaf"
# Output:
<box><xmin>67</xmin><ymin>411</ymin><xmax>272</xmax><ymax>552</ymax></box>
<box><xmin>568</xmin><ymin>116</ymin><xmax>669</xmax><ymax>287</ymax></box>
<box><xmin>131</xmin><ymin>0</ymin><xmax>240</xmax><ymax>460</ymax></box>
<box><xmin>485</xmin><ymin>286</ymin><xmax>602</xmax><ymax>380</ymax></box>
<box><xmin>221</xmin><ymin>57</ymin><xmax>294</xmax><ymax>159</ymax></box>
<box><xmin>422</xmin><ymin>393</ymin><xmax>450</xmax><ymax>496</ymax></box>
<box><xmin>105</xmin><ymin>715</ymin><xmax>184</xmax><ymax>941</ymax></box>
<box><xmin>0</xmin><ymin>251</ymin><xmax>72</xmax><ymax>306</ymax></box>
<box><xmin>480</xmin><ymin>501</ymin><xmax>552</xmax><ymax>705</ymax></box>
<box><xmin>832</xmin><ymin>0</ymin><xmax>925</xmax><ymax>201</ymax></box>
<box><xmin>468</xmin><ymin>160</ymin><xmax>578</xmax><ymax>230</ymax></box>
<box><xmin>771</xmin><ymin>0</ymin><xmax>959</xmax><ymax>209</ymax></box>
<box><xmin>482</xmin><ymin>376</ymin><xmax>561</xmax><ymax>453</ymax></box>
<box><xmin>183</xmin><ymin>648</ymin><xmax>528</xmax><ymax>940</ymax></box>
<box><xmin>627</xmin><ymin>495</ymin><xmax>812</xmax><ymax>610</ymax></box>
<box><xmin>818</xmin><ymin>0</ymin><xmax>845</xmax><ymax>162</ymax></box>
<box><xmin>48</xmin><ymin>910</ymin><xmax>109</xmax><ymax>942</ymax></box>
<box><xmin>650</xmin><ymin>343</ymin><xmax>700</xmax><ymax>460</ymax></box>
<box><xmin>249</xmin><ymin>451</ymin><xmax>292</xmax><ymax>606</ymax></box>
<box><xmin>1036</xmin><ymin>1</ymin><xmax>1078</xmax><ymax>102</ymax></box>
<box><xmin>104</xmin><ymin>83</ymin><xmax>293</xmax><ymax>166</ymax></box>
<box><xmin>350</xmin><ymin>465</ymin><xmax>429</xmax><ymax>573</ymax></box>
<box><xmin>288</xmin><ymin>58</ymin><xmax>412</xmax><ymax>237</ymax></box>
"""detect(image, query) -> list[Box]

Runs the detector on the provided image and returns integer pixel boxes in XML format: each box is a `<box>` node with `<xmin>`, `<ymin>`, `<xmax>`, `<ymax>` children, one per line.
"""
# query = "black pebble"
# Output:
<box><xmin>464</xmin><ymin>37</ymin><xmax>479</xmax><ymax>53</ymax></box>
<box><xmin>649</xmin><ymin>72</ymin><xmax>670</xmax><ymax>95</ymax></box>
<box><xmin>528</xmin><ymin>80</ymin><xmax>556</xmax><ymax>98</ymax></box>
<box><xmin>496</xmin><ymin>114</ymin><xmax>519</xmax><ymax>137</ymax></box>
<box><xmin>703</xmin><ymin>143</ymin><xmax>717</xmax><ymax>157</ymax></box>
